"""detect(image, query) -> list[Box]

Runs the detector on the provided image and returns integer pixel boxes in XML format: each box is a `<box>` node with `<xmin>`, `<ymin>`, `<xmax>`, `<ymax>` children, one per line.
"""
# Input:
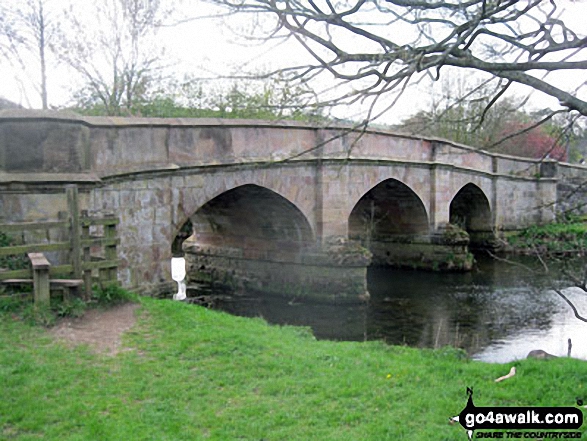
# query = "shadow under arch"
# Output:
<box><xmin>180</xmin><ymin>184</ymin><xmax>315</xmax><ymax>259</ymax></box>
<box><xmin>172</xmin><ymin>218</ymin><xmax>193</xmax><ymax>257</ymax></box>
<box><xmin>348</xmin><ymin>178</ymin><xmax>429</xmax><ymax>265</ymax></box>
<box><xmin>449</xmin><ymin>183</ymin><xmax>493</xmax><ymax>248</ymax></box>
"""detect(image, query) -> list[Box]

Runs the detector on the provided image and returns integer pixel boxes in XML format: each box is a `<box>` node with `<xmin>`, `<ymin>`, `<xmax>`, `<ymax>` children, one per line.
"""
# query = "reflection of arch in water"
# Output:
<box><xmin>449</xmin><ymin>183</ymin><xmax>493</xmax><ymax>247</ymax></box>
<box><xmin>184</xmin><ymin>184</ymin><xmax>314</xmax><ymax>259</ymax></box>
<box><xmin>348</xmin><ymin>178</ymin><xmax>429</xmax><ymax>264</ymax></box>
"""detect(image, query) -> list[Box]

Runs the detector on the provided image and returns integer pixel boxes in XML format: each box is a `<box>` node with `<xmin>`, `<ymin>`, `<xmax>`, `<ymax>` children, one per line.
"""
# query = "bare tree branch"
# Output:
<box><xmin>54</xmin><ymin>0</ymin><xmax>169</xmax><ymax>115</ymax></box>
<box><xmin>552</xmin><ymin>288</ymin><xmax>587</xmax><ymax>323</ymax></box>
<box><xmin>207</xmin><ymin>0</ymin><xmax>587</xmax><ymax>123</ymax></box>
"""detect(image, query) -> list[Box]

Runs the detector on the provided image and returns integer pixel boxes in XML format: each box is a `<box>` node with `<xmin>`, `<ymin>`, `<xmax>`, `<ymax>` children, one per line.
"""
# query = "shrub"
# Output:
<box><xmin>0</xmin><ymin>231</ymin><xmax>29</xmax><ymax>271</ymax></box>
<box><xmin>91</xmin><ymin>283</ymin><xmax>136</xmax><ymax>305</ymax></box>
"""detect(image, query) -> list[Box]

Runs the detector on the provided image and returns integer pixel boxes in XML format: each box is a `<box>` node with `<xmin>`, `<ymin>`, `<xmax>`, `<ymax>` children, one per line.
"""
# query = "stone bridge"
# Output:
<box><xmin>0</xmin><ymin>111</ymin><xmax>582</xmax><ymax>301</ymax></box>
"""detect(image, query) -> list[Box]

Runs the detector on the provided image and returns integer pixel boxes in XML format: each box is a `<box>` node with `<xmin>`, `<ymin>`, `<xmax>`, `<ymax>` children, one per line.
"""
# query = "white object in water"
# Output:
<box><xmin>171</xmin><ymin>257</ymin><xmax>187</xmax><ymax>300</ymax></box>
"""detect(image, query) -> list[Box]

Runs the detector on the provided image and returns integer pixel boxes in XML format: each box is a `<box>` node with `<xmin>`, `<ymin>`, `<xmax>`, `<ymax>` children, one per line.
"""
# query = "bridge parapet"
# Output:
<box><xmin>0</xmin><ymin>110</ymin><xmax>553</xmax><ymax>181</ymax></box>
<box><xmin>556</xmin><ymin>162</ymin><xmax>587</xmax><ymax>216</ymax></box>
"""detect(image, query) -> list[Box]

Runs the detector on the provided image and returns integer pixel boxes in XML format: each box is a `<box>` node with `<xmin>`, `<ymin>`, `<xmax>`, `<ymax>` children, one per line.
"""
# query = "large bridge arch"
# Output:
<box><xmin>175</xmin><ymin>183</ymin><xmax>315</xmax><ymax>259</ymax></box>
<box><xmin>184</xmin><ymin>184</ymin><xmax>314</xmax><ymax>258</ymax></box>
<box><xmin>171</xmin><ymin>166</ymin><xmax>318</xmax><ymax>250</ymax></box>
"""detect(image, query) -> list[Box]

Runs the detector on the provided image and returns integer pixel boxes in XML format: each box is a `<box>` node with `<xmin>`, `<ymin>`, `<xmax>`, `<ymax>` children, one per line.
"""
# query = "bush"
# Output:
<box><xmin>54</xmin><ymin>298</ymin><xmax>86</xmax><ymax>318</ymax></box>
<box><xmin>0</xmin><ymin>231</ymin><xmax>29</xmax><ymax>271</ymax></box>
<box><xmin>91</xmin><ymin>283</ymin><xmax>136</xmax><ymax>305</ymax></box>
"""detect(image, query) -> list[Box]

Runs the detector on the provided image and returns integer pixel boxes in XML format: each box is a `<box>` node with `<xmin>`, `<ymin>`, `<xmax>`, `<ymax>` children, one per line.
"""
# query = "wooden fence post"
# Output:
<box><xmin>105</xmin><ymin>215</ymin><xmax>117</xmax><ymax>283</ymax></box>
<box><xmin>81</xmin><ymin>210</ymin><xmax>92</xmax><ymax>299</ymax></box>
<box><xmin>66</xmin><ymin>185</ymin><xmax>82</xmax><ymax>279</ymax></box>
<box><xmin>29</xmin><ymin>252</ymin><xmax>50</xmax><ymax>308</ymax></box>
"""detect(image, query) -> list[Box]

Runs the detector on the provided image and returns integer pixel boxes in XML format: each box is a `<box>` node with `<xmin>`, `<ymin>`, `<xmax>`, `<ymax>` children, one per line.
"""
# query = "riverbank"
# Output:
<box><xmin>1</xmin><ymin>296</ymin><xmax>585</xmax><ymax>440</ymax></box>
<box><xmin>503</xmin><ymin>218</ymin><xmax>587</xmax><ymax>256</ymax></box>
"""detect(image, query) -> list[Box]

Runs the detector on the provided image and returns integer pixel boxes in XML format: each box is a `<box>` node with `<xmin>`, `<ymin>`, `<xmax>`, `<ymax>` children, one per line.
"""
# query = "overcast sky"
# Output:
<box><xmin>1</xmin><ymin>0</ymin><xmax>585</xmax><ymax>125</ymax></box>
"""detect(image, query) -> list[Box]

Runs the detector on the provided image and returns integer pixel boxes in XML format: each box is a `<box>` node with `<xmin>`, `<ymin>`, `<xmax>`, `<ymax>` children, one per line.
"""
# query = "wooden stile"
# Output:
<box><xmin>0</xmin><ymin>185</ymin><xmax>119</xmax><ymax>306</ymax></box>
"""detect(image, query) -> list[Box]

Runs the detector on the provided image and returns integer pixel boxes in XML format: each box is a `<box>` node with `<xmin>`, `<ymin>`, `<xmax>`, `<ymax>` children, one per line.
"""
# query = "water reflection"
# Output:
<box><xmin>185</xmin><ymin>256</ymin><xmax>587</xmax><ymax>363</ymax></box>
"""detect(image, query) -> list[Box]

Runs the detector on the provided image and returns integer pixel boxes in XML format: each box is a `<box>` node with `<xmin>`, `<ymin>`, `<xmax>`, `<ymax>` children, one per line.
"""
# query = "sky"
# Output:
<box><xmin>1</xmin><ymin>0</ymin><xmax>586</xmax><ymax>126</ymax></box>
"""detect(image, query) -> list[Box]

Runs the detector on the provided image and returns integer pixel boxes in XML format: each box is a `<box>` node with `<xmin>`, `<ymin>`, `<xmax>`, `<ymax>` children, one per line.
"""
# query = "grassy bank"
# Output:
<box><xmin>1</xmin><ymin>297</ymin><xmax>586</xmax><ymax>440</ymax></box>
<box><xmin>505</xmin><ymin>219</ymin><xmax>587</xmax><ymax>255</ymax></box>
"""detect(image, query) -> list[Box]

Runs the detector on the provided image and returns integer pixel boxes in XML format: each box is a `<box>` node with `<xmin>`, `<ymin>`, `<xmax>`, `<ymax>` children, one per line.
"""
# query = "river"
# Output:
<box><xmin>178</xmin><ymin>256</ymin><xmax>587</xmax><ymax>363</ymax></box>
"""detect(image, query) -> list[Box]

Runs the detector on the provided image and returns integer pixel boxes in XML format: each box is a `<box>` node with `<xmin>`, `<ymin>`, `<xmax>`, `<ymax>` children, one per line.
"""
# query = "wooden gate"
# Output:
<box><xmin>0</xmin><ymin>185</ymin><xmax>118</xmax><ymax>305</ymax></box>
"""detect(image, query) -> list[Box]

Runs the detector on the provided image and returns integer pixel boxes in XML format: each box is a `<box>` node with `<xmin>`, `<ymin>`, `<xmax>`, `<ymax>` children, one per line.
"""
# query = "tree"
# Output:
<box><xmin>208</xmin><ymin>0</ymin><xmax>587</xmax><ymax>124</ymax></box>
<box><xmin>399</xmin><ymin>76</ymin><xmax>520</xmax><ymax>146</ymax></box>
<box><xmin>76</xmin><ymin>74</ymin><xmax>324</xmax><ymax>121</ymax></box>
<box><xmin>55</xmin><ymin>0</ymin><xmax>169</xmax><ymax>116</ymax></box>
<box><xmin>19</xmin><ymin>0</ymin><xmax>53</xmax><ymax>109</ymax></box>
<box><xmin>0</xmin><ymin>3</ymin><xmax>18</xmax><ymax>59</ymax></box>
<box><xmin>173</xmin><ymin>74</ymin><xmax>323</xmax><ymax>120</ymax></box>
<box><xmin>397</xmin><ymin>77</ymin><xmax>572</xmax><ymax>161</ymax></box>
<box><xmin>25</xmin><ymin>0</ymin><xmax>50</xmax><ymax>109</ymax></box>
<box><xmin>0</xmin><ymin>0</ymin><xmax>57</xmax><ymax>109</ymax></box>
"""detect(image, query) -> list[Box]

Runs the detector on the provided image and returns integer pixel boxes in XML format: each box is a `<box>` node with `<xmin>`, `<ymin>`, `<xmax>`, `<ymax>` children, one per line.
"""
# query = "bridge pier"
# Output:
<box><xmin>366</xmin><ymin>228</ymin><xmax>475</xmax><ymax>271</ymax></box>
<box><xmin>183</xmin><ymin>238</ymin><xmax>372</xmax><ymax>304</ymax></box>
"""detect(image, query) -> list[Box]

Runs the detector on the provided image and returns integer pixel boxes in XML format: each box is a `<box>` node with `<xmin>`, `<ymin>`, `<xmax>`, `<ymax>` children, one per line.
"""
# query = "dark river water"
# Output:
<box><xmin>180</xmin><ymin>256</ymin><xmax>587</xmax><ymax>363</ymax></box>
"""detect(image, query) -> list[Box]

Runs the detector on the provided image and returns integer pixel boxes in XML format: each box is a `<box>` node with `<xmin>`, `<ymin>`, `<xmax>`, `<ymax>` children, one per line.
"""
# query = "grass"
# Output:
<box><xmin>0</xmin><ymin>283</ymin><xmax>136</xmax><ymax>327</ymax></box>
<box><xmin>506</xmin><ymin>219</ymin><xmax>587</xmax><ymax>255</ymax></box>
<box><xmin>0</xmin><ymin>296</ymin><xmax>586</xmax><ymax>440</ymax></box>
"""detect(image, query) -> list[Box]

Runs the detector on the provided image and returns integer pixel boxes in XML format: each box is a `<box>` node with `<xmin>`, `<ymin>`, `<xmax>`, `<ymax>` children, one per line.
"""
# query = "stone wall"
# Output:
<box><xmin>557</xmin><ymin>163</ymin><xmax>587</xmax><ymax>216</ymax></box>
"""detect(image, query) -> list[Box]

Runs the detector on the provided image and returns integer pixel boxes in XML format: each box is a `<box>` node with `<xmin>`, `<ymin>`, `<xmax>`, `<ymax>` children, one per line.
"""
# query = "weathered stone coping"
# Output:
<box><xmin>0</xmin><ymin>172</ymin><xmax>101</xmax><ymax>184</ymax></box>
<box><xmin>0</xmin><ymin>158</ymin><xmax>559</xmax><ymax>186</ymax></box>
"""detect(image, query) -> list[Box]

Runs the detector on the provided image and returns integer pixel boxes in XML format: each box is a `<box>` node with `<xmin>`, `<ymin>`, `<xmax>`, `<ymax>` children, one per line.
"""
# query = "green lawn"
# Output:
<box><xmin>1</xmin><ymin>297</ymin><xmax>586</xmax><ymax>440</ymax></box>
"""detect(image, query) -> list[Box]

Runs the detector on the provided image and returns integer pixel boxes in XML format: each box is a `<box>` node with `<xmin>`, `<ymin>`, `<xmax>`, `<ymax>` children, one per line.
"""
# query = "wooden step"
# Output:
<box><xmin>2</xmin><ymin>278</ymin><xmax>83</xmax><ymax>287</ymax></box>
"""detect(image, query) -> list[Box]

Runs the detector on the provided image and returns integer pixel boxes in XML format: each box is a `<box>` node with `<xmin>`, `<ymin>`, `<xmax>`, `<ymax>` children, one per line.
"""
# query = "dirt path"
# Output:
<box><xmin>50</xmin><ymin>303</ymin><xmax>140</xmax><ymax>356</ymax></box>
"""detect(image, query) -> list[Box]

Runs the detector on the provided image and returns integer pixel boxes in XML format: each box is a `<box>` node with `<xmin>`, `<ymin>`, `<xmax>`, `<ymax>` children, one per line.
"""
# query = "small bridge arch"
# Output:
<box><xmin>449</xmin><ymin>183</ymin><xmax>493</xmax><ymax>247</ymax></box>
<box><xmin>348</xmin><ymin>178</ymin><xmax>429</xmax><ymax>265</ymax></box>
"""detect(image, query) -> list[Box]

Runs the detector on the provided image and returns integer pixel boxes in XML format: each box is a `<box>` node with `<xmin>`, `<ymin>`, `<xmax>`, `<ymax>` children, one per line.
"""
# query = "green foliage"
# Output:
<box><xmin>507</xmin><ymin>220</ymin><xmax>587</xmax><ymax>255</ymax></box>
<box><xmin>91</xmin><ymin>283</ymin><xmax>136</xmax><ymax>305</ymax></box>
<box><xmin>20</xmin><ymin>304</ymin><xmax>56</xmax><ymax>327</ymax></box>
<box><xmin>53</xmin><ymin>298</ymin><xmax>86</xmax><ymax>318</ymax></box>
<box><xmin>72</xmin><ymin>76</ymin><xmax>325</xmax><ymax>122</ymax></box>
<box><xmin>0</xmin><ymin>283</ymin><xmax>134</xmax><ymax>326</ymax></box>
<box><xmin>0</xmin><ymin>297</ymin><xmax>585</xmax><ymax>440</ymax></box>
<box><xmin>397</xmin><ymin>76</ymin><xmax>583</xmax><ymax>161</ymax></box>
<box><xmin>0</xmin><ymin>295</ymin><xmax>86</xmax><ymax>326</ymax></box>
<box><xmin>0</xmin><ymin>294</ymin><xmax>29</xmax><ymax>312</ymax></box>
<box><xmin>442</xmin><ymin>223</ymin><xmax>469</xmax><ymax>245</ymax></box>
<box><xmin>0</xmin><ymin>231</ymin><xmax>29</xmax><ymax>271</ymax></box>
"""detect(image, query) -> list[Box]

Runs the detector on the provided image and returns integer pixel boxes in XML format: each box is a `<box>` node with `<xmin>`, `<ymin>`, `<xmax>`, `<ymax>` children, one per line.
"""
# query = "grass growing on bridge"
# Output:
<box><xmin>1</xmin><ymin>297</ymin><xmax>586</xmax><ymax>440</ymax></box>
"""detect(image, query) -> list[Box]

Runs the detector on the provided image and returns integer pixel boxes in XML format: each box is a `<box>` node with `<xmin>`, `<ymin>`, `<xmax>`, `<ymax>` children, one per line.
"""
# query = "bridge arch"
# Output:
<box><xmin>348</xmin><ymin>178</ymin><xmax>429</xmax><ymax>264</ymax></box>
<box><xmin>176</xmin><ymin>184</ymin><xmax>315</xmax><ymax>259</ymax></box>
<box><xmin>172</xmin><ymin>166</ymin><xmax>316</xmax><ymax>242</ymax></box>
<box><xmin>449</xmin><ymin>183</ymin><xmax>493</xmax><ymax>247</ymax></box>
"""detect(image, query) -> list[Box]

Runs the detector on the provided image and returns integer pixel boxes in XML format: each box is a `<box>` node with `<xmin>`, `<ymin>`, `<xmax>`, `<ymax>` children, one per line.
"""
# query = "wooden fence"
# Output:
<box><xmin>0</xmin><ymin>185</ymin><xmax>119</xmax><ymax>300</ymax></box>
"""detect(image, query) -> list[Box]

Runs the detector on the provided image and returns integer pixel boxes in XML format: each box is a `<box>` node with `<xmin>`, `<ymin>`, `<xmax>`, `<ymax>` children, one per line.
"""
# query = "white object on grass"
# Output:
<box><xmin>171</xmin><ymin>257</ymin><xmax>187</xmax><ymax>300</ymax></box>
